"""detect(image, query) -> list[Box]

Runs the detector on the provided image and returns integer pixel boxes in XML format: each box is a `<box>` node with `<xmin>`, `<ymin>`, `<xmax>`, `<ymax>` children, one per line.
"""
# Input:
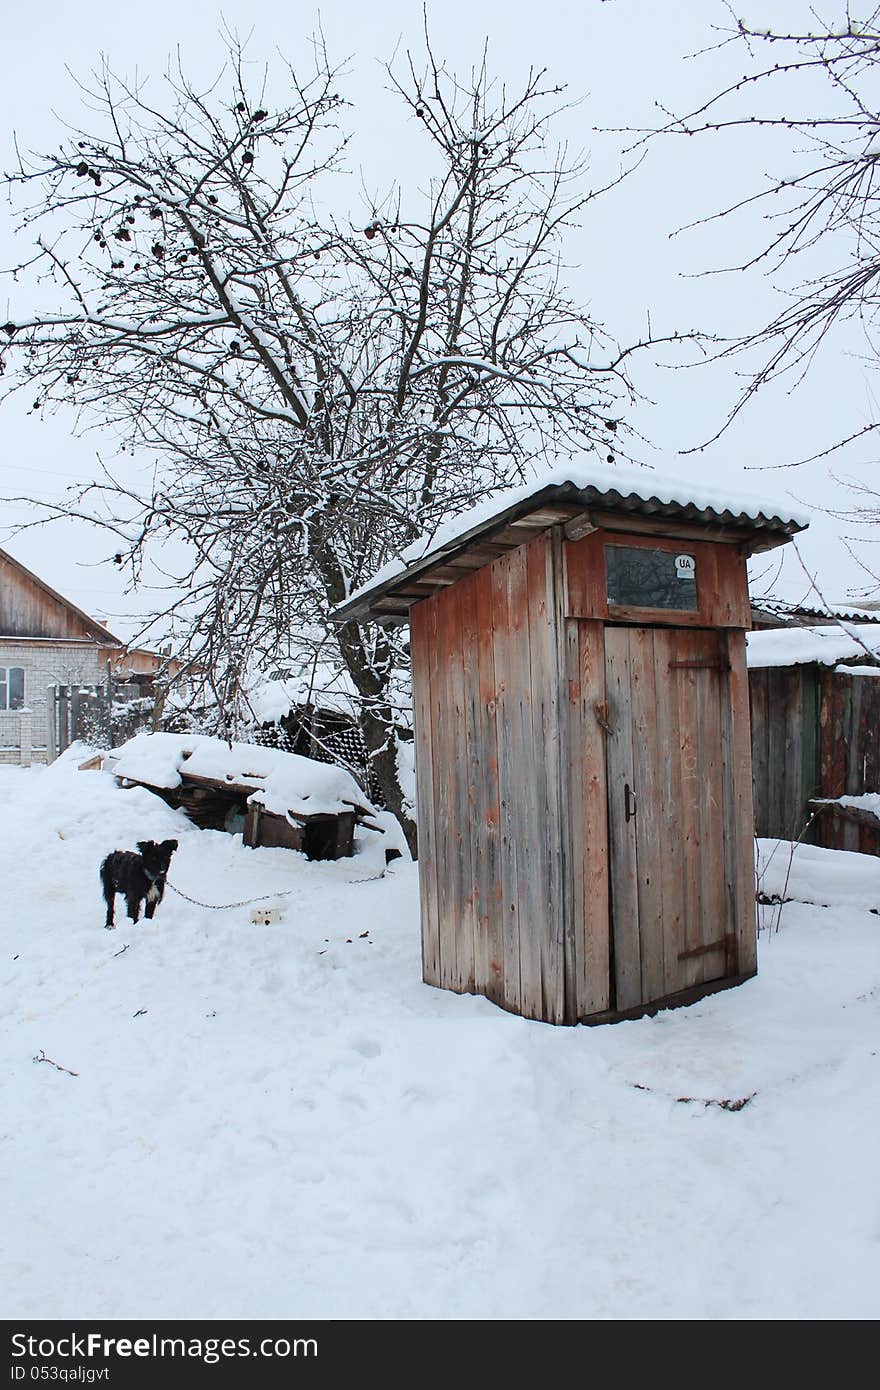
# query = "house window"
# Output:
<box><xmin>605</xmin><ymin>545</ymin><xmax>698</xmax><ymax>611</ymax></box>
<box><xmin>0</xmin><ymin>666</ymin><xmax>25</xmax><ymax>711</ymax></box>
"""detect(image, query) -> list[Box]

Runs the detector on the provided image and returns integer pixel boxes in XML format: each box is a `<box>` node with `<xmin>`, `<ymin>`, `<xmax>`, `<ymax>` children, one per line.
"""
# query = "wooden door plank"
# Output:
<box><xmin>604</xmin><ymin>627</ymin><xmax>641</xmax><ymax>1011</ymax></box>
<box><xmin>651</xmin><ymin>629</ymin><xmax>687</xmax><ymax>999</ymax></box>
<box><xmin>673</xmin><ymin>632</ymin><xmax>705</xmax><ymax>992</ymax></box>
<box><xmin>628</xmin><ymin>626</ymin><xmax>666</xmax><ymax>1005</ymax></box>
<box><xmin>576</xmin><ymin>620</ymin><xmax>611</xmax><ymax>1017</ymax></box>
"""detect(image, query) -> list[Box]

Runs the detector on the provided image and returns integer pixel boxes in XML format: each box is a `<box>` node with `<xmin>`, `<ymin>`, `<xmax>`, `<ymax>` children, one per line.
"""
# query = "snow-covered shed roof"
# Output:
<box><xmin>751</xmin><ymin>597</ymin><xmax>880</xmax><ymax>628</ymax></box>
<box><xmin>108</xmin><ymin>732</ymin><xmax>374</xmax><ymax>820</ymax></box>
<box><xmin>335</xmin><ymin>460</ymin><xmax>809</xmax><ymax>622</ymax></box>
<box><xmin>746</xmin><ymin>623</ymin><xmax>880</xmax><ymax>669</ymax></box>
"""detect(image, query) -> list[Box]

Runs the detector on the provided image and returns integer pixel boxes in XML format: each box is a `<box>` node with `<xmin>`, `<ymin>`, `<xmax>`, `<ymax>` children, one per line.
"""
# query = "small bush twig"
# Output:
<box><xmin>33</xmin><ymin>1049</ymin><xmax>78</xmax><ymax>1077</ymax></box>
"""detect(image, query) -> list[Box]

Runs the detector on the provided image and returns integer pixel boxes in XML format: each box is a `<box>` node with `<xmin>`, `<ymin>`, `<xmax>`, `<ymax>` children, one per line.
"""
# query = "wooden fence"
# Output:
<box><xmin>749</xmin><ymin>664</ymin><xmax>880</xmax><ymax>852</ymax></box>
<box><xmin>49</xmin><ymin>683</ymin><xmax>110</xmax><ymax>760</ymax></box>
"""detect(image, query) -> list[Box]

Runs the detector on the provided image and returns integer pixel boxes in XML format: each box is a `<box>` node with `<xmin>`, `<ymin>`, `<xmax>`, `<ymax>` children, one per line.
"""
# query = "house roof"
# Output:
<box><xmin>0</xmin><ymin>545</ymin><xmax>121</xmax><ymax>644</ymax></box>
<box><xmin>334</xmin><ymin>460</ymin><xmax>809</xmax><ymax>623</ymax></box>
<box><xmin>746</xmin><ymin>623</ymin><xmax>880</xmax><ymax>669</ymax></box>
<box><xmin>751</xmin><ymin>597</ymin><xmax>880</xmax><ymax>628</ymax></box>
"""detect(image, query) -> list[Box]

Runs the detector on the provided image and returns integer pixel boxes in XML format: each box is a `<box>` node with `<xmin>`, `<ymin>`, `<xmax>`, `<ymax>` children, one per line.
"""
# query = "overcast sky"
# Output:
<box><xmin>1</xmin><ymin>0</ymin><xmax>876</xmax><ymax>637</ymax></box>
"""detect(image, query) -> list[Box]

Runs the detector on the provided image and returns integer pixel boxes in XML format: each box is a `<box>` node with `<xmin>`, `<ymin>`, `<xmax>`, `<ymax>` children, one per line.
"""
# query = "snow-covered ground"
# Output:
<box><xmin>2</xmin><ymin>754</ymin><xmax>878</xmax><ymax>1320</ymax></box>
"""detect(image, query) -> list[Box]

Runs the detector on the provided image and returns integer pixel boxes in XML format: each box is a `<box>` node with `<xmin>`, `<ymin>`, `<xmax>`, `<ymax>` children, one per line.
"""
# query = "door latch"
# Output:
<box><xmin>624</xmin><ymin>783</ymin><xmax>637</xmax><ymax>823</ymax></box>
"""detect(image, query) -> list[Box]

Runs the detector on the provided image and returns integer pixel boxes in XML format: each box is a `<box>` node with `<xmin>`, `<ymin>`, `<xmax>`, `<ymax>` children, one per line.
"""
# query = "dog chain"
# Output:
<box><xmin>165</xmin><ymin>881</ymin><xmax>298</xmax><ymax>911</ymax></box>
<box><xmin>165</xmin><ymin>866</ymin><xmax>388</xmax><ymax>911</ymax></box>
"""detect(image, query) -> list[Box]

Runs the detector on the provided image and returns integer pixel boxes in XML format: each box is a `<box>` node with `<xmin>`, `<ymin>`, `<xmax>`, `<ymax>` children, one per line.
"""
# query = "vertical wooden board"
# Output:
<box><xmin>819</xmin><ymin>670</ymin><xmax>848</xmax><ymax>798</ymax></box>
<box><xmin>448</xmin><ymin>575</ymin><xmax>477</xmax><ymax>995</ymax></box>
<box><xmin>671</xmin><ymin>633</ymin><xmax>705</xmax><ymax>991</ymax></box>
<box><xmin>552</xmin><ymin>531</ymin><xmax>577</xmax><ymax>1024</ymax></box>
<box><xmin>427</xmin><ymin>588</ymin><xmax>458</xmax><ymax>991</ymax></box>
<box><xmin>801</xmin><ymin>668</ymin><xmax>820</xmax><ymax>836</ymax></box>
<box><xmin>411</xmin><ymin>601</ymin><xmax>442</xmax><ymax>987</ymax></box>
<box><xmin>628</xmin><ymin>627</ymin><xmax>666</xmax><ymax>1005</ymax></box>
<box><xmin>490</xmin><ymin>552</ymin><xmax>521</xmax><ymax>1016</ymax></box>
<box><xmin>692</xmin><ymin>634</ymin><xmax>729</xmax><ymax>986</ymax></box>
<box><xmin>504</xmin><ymin>542</ymin><xmax>544</xmax><ymax>1021</ymax></box>
<box><xmin>711</xmin><ymin>545</ymin><xmax>751</xmax><ymax>627</ymax></box>
<box><xmin>651</xmin><ymin>629</ymin><xmax>687</xmax><ymax>999</ymax></box>
<box><xmin>693</xmin><ymin>545</ymin><xmax>720</xmax><ymax>627</ymax></box>
<box><xmin>749</xmin><ymin>669</ymin><xmax>769</xmax><ymax>837</ymax></box>
<box><xmin>766</xmin><ymin>670</ymin><xmax>787</xmax><ymax>838</ymax></box>
<box><xmin>726</xmin><ymin>629</ymin><xmax>757</xmax><ymax>978</ymax></box>
<box><xmin>471</xmin><ymin>564</ymin><xmax>503</xmax><ymax>1005</ymax></box>
<box><xmin>862</xmin><ymin>677</ymin><xmax>880</xmax><ymax>788</ymax></box>
<box><xmin>718</xmin><ymin>662</ymin><xmax>740</xmax><ymax>982</ymax></box>
<box><xmin>526</xmin><ymin>533</ymin><xmax>565</xmax><ymax>1024</ymax></box>
<box><xmin>604</xmin><ymin>627</ymin><xmax>641</xmax><ymax>1011</ymax></box>
<box><xmin>563</xmin><ymin>620</ymin><xmax>583</xmax><ymax>1021</ymax></box>
<box><xmin>845</xmin><ymin>676</ymin><xmax>863</xmax><ymax>796</ymax></box>
<box><xmin>563</xmin><ymin>533</ymin><xmax>608</xmax><ymax>619</ymax></box>
<box><xmin>780</xmin><ymin>669</ymin><xmax>806</xmax><ymax>838</ymax></box>
<box><xmin>575</xmin><ymin>620</ymin><xmax>611</xmax><ymax>1017</ymax></box>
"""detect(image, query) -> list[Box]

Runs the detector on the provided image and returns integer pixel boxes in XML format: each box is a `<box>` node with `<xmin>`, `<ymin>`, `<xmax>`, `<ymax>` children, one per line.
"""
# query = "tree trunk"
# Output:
<box><xmin>360</xmin><ymin>703</ymin><xmax>418</xmax><ymax>858</ymax></box>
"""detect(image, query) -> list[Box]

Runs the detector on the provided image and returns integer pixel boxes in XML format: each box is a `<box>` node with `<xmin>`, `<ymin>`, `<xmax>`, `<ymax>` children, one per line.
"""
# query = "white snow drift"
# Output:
<box><xmin>1</xmin><ymin>755</ymin><xmax>878</xmax><ymax>1319</ymax></box>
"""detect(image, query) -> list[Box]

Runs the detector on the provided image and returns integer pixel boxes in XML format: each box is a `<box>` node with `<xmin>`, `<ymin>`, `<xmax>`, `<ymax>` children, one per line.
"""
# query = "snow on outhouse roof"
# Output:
<box><xmin>746</xmin><ymin>623</ymin><xmax>880</xmax><ymax>669</ymax></box>
<box><xmin>335</xmin><ymin>459</ymin><xmax>809</xmax><ymax>622</ymax></box>
<box><xmin>108</xmin><ymin>732</ymin><xmax>374</xmax><ymax>820</ymax></box>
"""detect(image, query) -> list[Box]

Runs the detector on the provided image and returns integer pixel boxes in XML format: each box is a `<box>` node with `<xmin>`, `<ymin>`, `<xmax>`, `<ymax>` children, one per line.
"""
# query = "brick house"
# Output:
<box><xmin>0</xmin><ymin>546</ymin><xmax>177</xmax><ymax>765</ymax></box>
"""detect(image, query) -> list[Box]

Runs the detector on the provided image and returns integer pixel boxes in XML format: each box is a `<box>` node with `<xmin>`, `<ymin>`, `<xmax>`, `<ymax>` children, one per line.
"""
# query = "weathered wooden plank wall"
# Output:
<box><xmin>750</xmin><ymin>666</ymin><xmax>819</xmax><ymax>840</ymax></box>
<box><xmin>750</xmin><ymin>665</ymin><xmax>880</xmax><ymax>851</ymax></box>
<box><xmin>817</xmin><ymin>669</ymin><xmax>880</xmax><ymax>853</ymax></box>
<box><xmin>410</xmin><ymin>531</ymin><xmax>567</xmax><ymax>1023</ymax></box>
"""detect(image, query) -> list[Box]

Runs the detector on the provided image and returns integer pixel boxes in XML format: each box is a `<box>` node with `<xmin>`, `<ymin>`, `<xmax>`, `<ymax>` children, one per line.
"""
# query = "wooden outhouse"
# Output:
<box><xmin>337</xmin><ymin>465</ymin><xmax>808</xmax><ymax>1024</ymax></box>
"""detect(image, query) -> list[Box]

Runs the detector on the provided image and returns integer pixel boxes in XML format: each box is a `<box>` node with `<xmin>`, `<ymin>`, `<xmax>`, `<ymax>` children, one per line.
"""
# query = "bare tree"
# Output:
<box><xmin>1</xmin><ymin>35</ymin><xmax>658</xmax><ymax>849</ymax></box>
<box><xmin>635</xmin><ymin>4</ymin><xmax>880</xmax><ymax>462</ymax></box>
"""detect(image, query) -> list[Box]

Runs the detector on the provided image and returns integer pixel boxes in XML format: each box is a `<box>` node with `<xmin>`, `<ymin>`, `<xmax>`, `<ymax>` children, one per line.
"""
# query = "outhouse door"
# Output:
<box><xmin>603</xmin><ymin>624</ymin><xmax>739</xmax><ymax>1012</ymax></box>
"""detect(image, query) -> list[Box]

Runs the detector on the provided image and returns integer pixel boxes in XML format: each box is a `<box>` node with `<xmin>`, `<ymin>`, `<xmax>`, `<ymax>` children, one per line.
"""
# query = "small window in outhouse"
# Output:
<box><xmin>605</xmin><ymin>545</ymin><xmax>698</xmax><ymax>611</ymax></box>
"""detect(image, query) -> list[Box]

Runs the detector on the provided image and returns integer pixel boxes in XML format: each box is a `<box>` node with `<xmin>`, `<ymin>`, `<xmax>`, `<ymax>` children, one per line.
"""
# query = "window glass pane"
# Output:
<box><xmin>0</xmin><ymin>672</ymin><xmax>6</xmax><ymax>711</ymax></box>
<box><xmin>9</xmin><ymin>667</ymin><xmax>24</xmax><ymax>710</ymax></box>
<box><xmin>605</xmin><ymin>545</ymin><xmax>698</xmax><ymax>611</ymax></box>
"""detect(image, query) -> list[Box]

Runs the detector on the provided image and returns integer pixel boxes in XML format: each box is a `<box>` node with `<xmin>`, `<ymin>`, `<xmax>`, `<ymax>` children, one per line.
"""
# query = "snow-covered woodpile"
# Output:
<box><xmin>108</xmin><ymin>733</ymin><xmax>377</xmax><ymax>861</ymax></box>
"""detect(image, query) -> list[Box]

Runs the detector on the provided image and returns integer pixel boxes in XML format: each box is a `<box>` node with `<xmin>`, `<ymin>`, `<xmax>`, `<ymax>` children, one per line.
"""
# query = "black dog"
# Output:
<box><xmin>100</xmin><ymin>839</ymin><xmax>179</xmax><ymax>928</ymax></box>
